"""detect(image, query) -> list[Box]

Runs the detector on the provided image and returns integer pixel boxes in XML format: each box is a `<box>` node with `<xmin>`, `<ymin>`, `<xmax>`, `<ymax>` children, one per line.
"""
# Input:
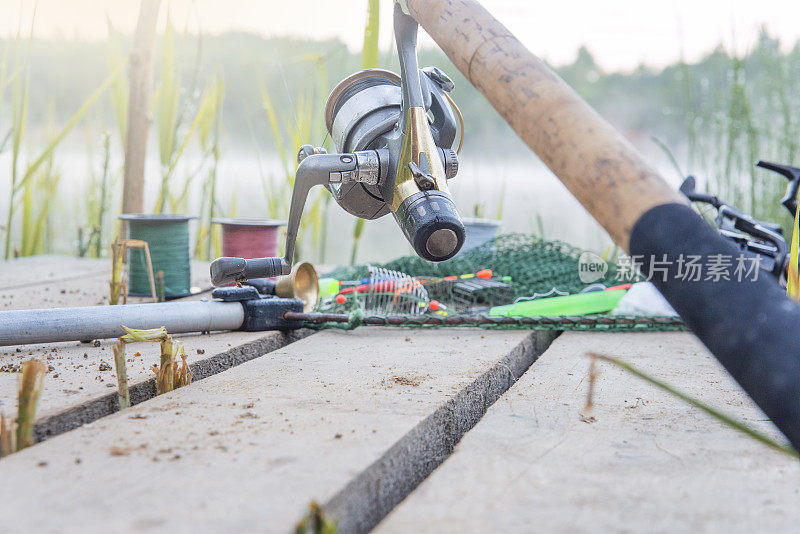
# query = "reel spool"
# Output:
<box><xmin>323</xmin><ymin>69</ymin><xmax>400</xmax><ymax>220</ymax></box>
<box><xmin>323</xmin><ymin>67</ymin><xmax>461</xmax><ymax>223</ymax></box>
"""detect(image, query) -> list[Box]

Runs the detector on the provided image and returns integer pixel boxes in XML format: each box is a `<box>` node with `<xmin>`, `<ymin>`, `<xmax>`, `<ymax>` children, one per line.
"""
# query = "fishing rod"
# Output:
<box><xmin>0</xmin><ymin>285</ymin><xmax>684</xmax><ymax>347</ymax></box>
<box><xmin>393</xmin><ymin>0</ymin><xmax>800</xmax><ymax>452</ymax></box>
<box><xmin>0</xmin><ymin>263</ymin><xmax>322</xmax><ymax>347</ymax></box>
<box><xmin>0</xmin><ymin>297</ymin><xmax>263</xmax><ymax>347</ymax></box>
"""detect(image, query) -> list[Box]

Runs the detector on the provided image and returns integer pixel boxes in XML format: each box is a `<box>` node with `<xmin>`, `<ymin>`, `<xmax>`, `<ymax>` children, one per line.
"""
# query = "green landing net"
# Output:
<box><xmin>319</xmin><ymin>234</ymin><xmax>682</xmax><ymax>332</ymax></box>
<box><xmin>329</xmin><ymin>234</ymin><xmax>617</xmax><ymax>299</ymax></box>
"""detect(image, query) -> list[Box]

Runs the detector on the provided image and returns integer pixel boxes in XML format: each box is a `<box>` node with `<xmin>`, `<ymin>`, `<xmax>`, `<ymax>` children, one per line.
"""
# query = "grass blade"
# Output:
<box><xmin>121</xmin><ymin>325</ymin><xmax>168</xmax><ymax>342</ymax></box>
<box><xmin>106</xmin><ymin>16</ymin><xmax>130</xmax><ymax>147</ymax></box>
<box><xmin>587</xmin><ymin>352</ymin><xmax>799</xmax><ymax>459</ymax></box>
<box><xmin>14</xmin><ymin>60</ymin><xmax>127</xmax><ymax>197</ymax></box>
<box><xmin>362</xmin><ymin>0</ymin><xmax>380</xmax><ymax>69</ymax></box>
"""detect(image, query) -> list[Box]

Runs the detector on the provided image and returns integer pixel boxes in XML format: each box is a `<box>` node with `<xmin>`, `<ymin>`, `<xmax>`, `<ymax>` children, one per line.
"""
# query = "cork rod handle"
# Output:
<box><xmin>404</xmin><ymin>0</ymin><xmax>686</xmax><ymax>249</ymax></box>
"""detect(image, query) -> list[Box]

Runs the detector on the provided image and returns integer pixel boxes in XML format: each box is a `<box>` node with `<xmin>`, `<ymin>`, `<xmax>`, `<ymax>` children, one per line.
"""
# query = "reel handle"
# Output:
<box><xmin>679</xmin><ymin>176</ymin><xmax>721</xmax><ymax>208</ymax></box>
<box><xmin>210</xmin><ymin>257</ymin><xmax>289</xmax><ymax>286</ymax></box>
<box><xmin>756</xmin><ymin>160</ymin><xmax>800</xmax><ymax>217</ymax></box>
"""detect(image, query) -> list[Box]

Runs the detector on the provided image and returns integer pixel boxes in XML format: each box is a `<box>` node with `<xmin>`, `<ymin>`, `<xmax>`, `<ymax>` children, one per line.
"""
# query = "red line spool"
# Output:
<box><xmin>212</xmin><ymin>218</ymin><xmax>286</xmax><ymax>259</ymax></box>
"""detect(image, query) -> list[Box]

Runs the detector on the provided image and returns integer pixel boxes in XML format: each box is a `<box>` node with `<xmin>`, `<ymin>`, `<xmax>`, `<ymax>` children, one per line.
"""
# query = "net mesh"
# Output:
<box><xmin>328</xmin><ymin>234</ymin><xmax>620</xmax><ymax>299</ymax></box>
<box><xmin>319</xmin><ymin>234</ymin><xmax>679</xmax><ymax>332</ymax></box>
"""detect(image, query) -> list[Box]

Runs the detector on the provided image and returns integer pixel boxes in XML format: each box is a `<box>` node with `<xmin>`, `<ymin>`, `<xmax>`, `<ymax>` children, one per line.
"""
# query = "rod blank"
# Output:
<box><xmin>0</xmin><ymin>301</ymin><xmax>244</xmax><ymax>347</ymax></box>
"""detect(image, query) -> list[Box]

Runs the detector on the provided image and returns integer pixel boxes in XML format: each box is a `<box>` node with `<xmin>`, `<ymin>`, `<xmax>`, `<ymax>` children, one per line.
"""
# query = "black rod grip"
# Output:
<box><xmin>630</xmin><ymin>203</ymin><xmax>800</xmax><ymax>451</ymax></box>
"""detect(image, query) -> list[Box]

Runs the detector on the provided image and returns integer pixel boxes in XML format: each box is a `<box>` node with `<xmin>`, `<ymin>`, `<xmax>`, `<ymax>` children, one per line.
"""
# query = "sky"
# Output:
<box><xmin>4</xmin><ymin>0</ymin><xmax>800</xmax><ymax>71</ymax></box>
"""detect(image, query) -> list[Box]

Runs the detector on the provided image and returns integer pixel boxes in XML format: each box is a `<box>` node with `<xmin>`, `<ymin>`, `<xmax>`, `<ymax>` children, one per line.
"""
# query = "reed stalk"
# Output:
<box><xmin>78</xmin><ymin>133</ymin><xmax>113</xmax><ymax>258</ymax></box>
<box><xmin>88</xmin><ymin>133</ymin><xmax>114</xmax><ymax>258</ymax></box>
<box><xmin>120</xmin><ymin>326</ymin><xmax>192</xmax><ymax>396</ymax></box>
<box><xmin>153</xmin><ymin>15</ymin><xmax>212</xmax><ymax>214</ymax></box>
<box><xmin>156</xmin><ymin>336</ymin><xmax>178</xmax><ymax>394</ymax></box>
<box><xmin>112</xmin><ymin>341</ymin><xmax>130</xmax><ymax>409</ymax></box>
<box><xmin>4</xmin><ymin>13</ymin><xmax>33</xmax><ymax>259</ymax></box>
<box><xmin>0</xmin><ymin>412</ymin><xmax>15</xmax><ymax>457</ymax></box>
<box><xmin>192</xmin><ymin>73</ymin><xmax>225</xmax><ymax>260</ymax></box>
<box><xmin>156</xmin><ymin>270</ymin><xmax>165</xmax><ymax>302</ymax></box>
<box><xmin>16</xmin><ymin>359</ymin><xmax>46</xmax><ymax>451</ymax></box>
<box><xmin>20</xmin><ymin>149</ymin><xmax>61</xmax><ymax>257</ymax></box>
<box><xmin>109</xmin><ymin>236</ymin><xmax>124</xmax><ymax>305</ymax></box>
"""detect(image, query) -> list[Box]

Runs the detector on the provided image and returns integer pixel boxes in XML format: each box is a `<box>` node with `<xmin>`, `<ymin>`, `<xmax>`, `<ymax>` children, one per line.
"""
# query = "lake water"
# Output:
<box><xmin>0</xmin><ymin>140</ymin><xmax>683</xmax><ymax>265</ymax></box>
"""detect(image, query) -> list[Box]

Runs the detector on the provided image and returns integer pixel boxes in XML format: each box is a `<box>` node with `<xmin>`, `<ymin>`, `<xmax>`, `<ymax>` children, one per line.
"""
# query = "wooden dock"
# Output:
<box><xmin>0</xmin><ymin>257</ymin><xmax>797</xmax><ymax>533</ymax></box>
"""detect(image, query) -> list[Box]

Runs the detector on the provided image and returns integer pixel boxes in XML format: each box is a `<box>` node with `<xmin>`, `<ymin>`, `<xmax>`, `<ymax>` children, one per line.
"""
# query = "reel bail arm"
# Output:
<box><xmin>210</xmin><ymin>147</ymin><xmax>388</xmax><ymax>286</ymax></box>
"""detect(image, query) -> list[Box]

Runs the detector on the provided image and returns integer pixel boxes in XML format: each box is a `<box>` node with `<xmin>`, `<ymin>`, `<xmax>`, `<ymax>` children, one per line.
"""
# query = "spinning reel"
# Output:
<box><xmin>678</xmin><ymin>159</ymin><xmax>800</xmax><ymax>284</ymax></box>
<box><xmin>211</xmin><ymin>3</ymin><xmax>464</xmax><ymax>286</ymax></box>
<box><xmin>680</xmin><ymin>174</ymin><xmax>789</xmax><ymax>283</ymax></box>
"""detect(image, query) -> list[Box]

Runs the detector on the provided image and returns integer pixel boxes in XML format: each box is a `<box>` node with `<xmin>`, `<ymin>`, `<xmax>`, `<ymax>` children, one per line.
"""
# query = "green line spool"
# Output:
<box><xmin>119</xmin><ymin>214</ymin><xmax>195</xmax><ymax>298</ymax></box>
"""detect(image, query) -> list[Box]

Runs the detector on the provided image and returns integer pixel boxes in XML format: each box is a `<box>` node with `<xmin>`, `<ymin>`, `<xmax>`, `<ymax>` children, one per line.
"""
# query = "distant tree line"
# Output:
<box><xmin>3</xmin><ymin>28</ymin><xmax>800</xmax><ymax>170</ymax></box>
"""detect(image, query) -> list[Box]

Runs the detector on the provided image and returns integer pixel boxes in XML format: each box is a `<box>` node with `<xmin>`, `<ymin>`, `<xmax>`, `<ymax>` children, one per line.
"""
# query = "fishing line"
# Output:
<box><xmin>213</xmin><ymin>218</ymin><xmax>284</xmax><ymax>260</ymax></box>
<box><xmin>120</xmin><ymin>215</ymin><xmax>194</xmax><ymax>298</ymax></box>
<box><xmin>272</xmin><ymin>45</ymin><xmax>304</xmax><ymax>145</ymax></box>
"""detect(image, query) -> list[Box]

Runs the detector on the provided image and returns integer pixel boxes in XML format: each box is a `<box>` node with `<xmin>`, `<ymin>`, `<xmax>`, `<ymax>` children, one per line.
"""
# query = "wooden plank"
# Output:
<box><xmin>376</xmin><ymin>332</ymin><xmax>800</xmax><ymax>532</ymax></box>
<box><xmin>0</xmin><ymin>328</ymin><xmax>555</xmax><ymax>533</ymax></box>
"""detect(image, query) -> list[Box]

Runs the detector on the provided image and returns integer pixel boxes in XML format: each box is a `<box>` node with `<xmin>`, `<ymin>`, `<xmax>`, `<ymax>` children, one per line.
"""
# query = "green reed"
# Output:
<box><xmin>3</xmin><ymin>11</ymin><xmax>124</xmax><ymax>258</ymax></box>
<box><xmin>349</xmin><ymin>0</ymin><xmax>380</xmax><ymax>265</ymax></box>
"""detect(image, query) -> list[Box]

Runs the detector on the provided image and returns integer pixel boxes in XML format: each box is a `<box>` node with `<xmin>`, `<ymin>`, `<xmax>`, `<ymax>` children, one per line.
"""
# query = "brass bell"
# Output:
<box><xmin>275</xmin><ymin>261</ymin><xmax>319</xmax><ymax>312</ymax></box>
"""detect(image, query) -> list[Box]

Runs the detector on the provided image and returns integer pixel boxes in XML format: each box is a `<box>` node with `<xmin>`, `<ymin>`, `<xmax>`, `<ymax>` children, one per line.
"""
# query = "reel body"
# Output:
<box><xmin>211</xmin><ymin>3</ymin><xmax>465</xmax><ymax>286</ymax></box>
<box><xmin>323</xmin><ymin>63</ymin><xmax>462</xmax><ymax>260</ymax></box>
<box><xmin>323</xmin><ymin>68</ymin><xmax>458</xmax><ymax>221</ymax></box>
